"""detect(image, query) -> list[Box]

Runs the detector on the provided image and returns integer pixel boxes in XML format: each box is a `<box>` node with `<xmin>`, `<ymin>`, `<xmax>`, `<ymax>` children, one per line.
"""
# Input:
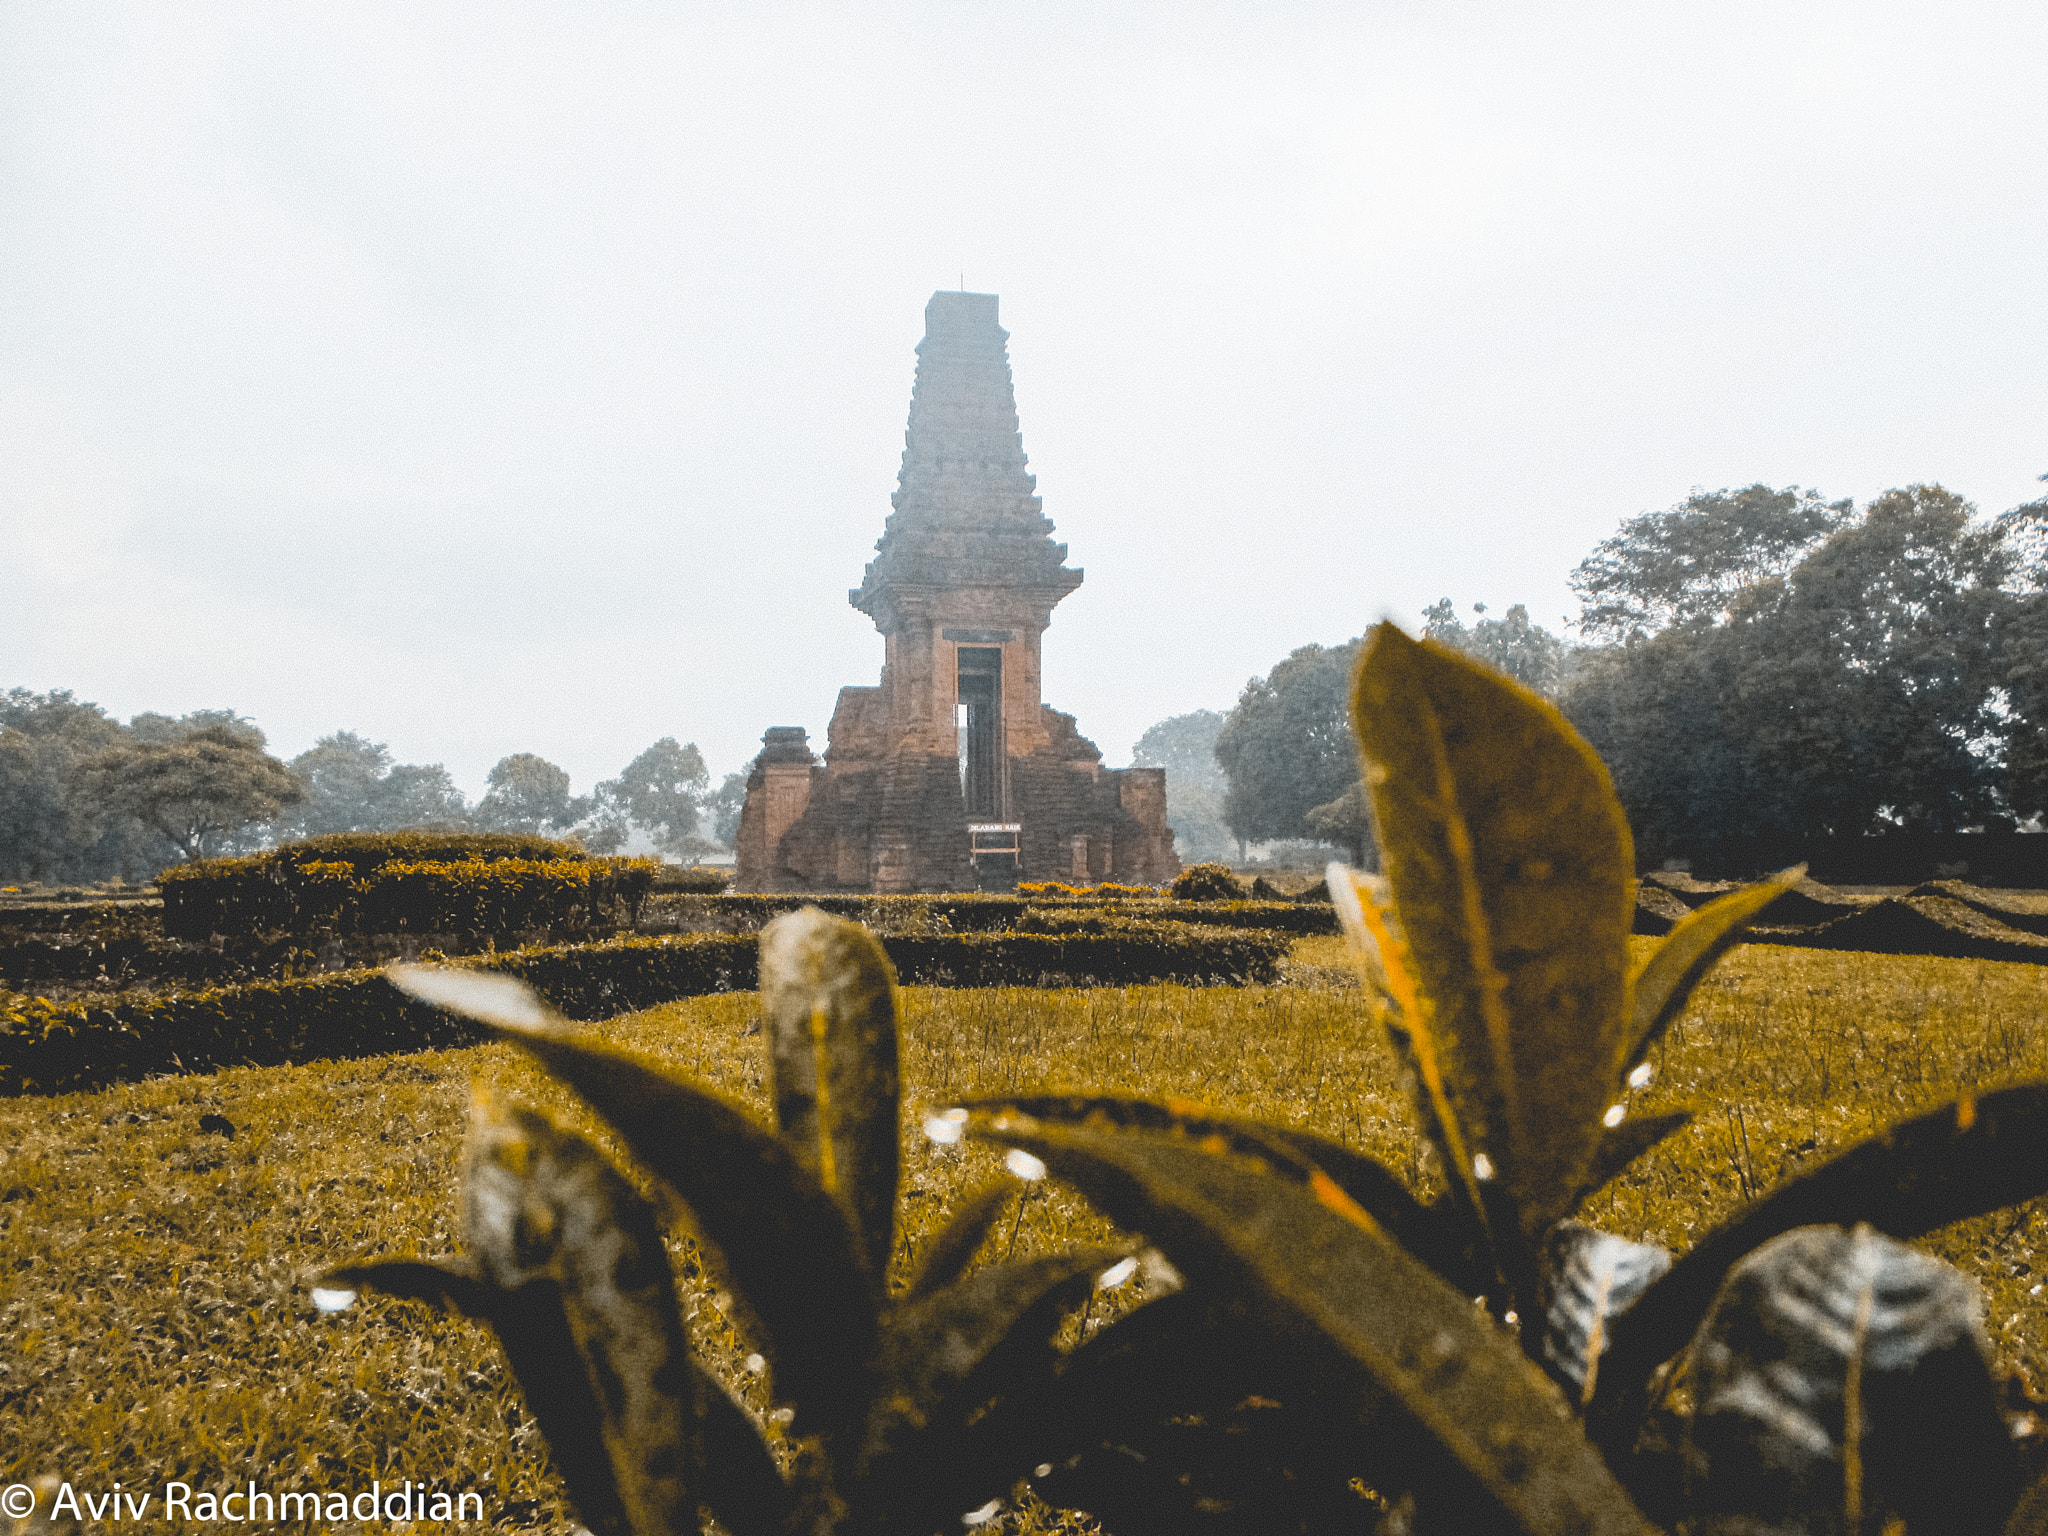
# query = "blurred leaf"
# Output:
<box><xmin>964</xmin><ymin>1289</ymin><xmax>1380</xmax><ymax>1536</ymax></box>
<box><xmin>469</xmin><ymin>1020</ymin><xmax>877</xmax><ymax>1440</ymax></box>
<box><xmin>388</xmin><ymin>962</ymin><xmax>560</xmax><ymax>1030</ymax></box>
<box><xmin>2006</xmin><ymin>1472</ymin><xmax>2048</xmax><ymax>1536</ymax></box>
<box><xmin>957</xmin><ymin>1092</ymin><xmax>1473</xmax><ymax>1285</ymax></box>
<box><xmin>1686</xmin><ymin>1225</ymin><xmax>2016</xmax><ymax>1536</ymax></box>
<box><xmin>852</xmin><ymin>1248</ymin><xmax>1129</xmax><ymax>1528</ymax></box>
<box><xmin>759</xmin><ymin>909</ymin><xmax>903</xmax><ymax>1279</ymax></box>
<box><xmin>1352</xmin><ymin>623</ymin><xmax>1636</xmax><ymax>1243</ymax></box>
<box><xmin>974</xmin><ymin>1115</ymin><xmax>1656</xmax><ymax>1535</ymax></box>
<box><xmin>1593</xmin><ymin>1082</ymin><xmax>2048</xmax><ymax>1436</ymax></box>
<box><xmin>319</xmin><ymin>1258</ymin><xmax>491</xmax><ymax>1317</ymax></box>
<box><xmin>1624</xmin><ymin>873</ymin><xmax>1800</xmax><ymax>1073</ymax></box>
<box><xmin>465</xmin><ymin>1101</ymin><xmax>701</xmax><ymax>1536</ymax></box>
<box><xmin>485</xmin><ymin>1280</ymin><xmax>639</xmax><ymax>1536</ymax></box>
<box><xmin>904</xmin><ymin>1181</ymin><xmax>1013</xmax><ymax>1303</ymax></box>
<box><xmin>1572</xmin><ymin>1109</ymin><xmax>1696</xmax><ymax>1210</ymax></box>
<box><xmin>1538</xmin><ymin>1223</ymin><xmax>1670</xmax><ymax>1406</ymax></box>
<box><xmin>696</xmin><ymin>1361</ymin><xmax>795</xmax><ymax>1536</ymax></box>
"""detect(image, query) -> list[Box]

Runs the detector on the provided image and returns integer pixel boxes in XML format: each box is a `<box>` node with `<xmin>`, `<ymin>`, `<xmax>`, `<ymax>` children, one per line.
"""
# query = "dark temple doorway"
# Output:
<box><xmin>957</xmin><ymin>647</ymin><xmax>1002</xmax><ymax>818</ymax></box>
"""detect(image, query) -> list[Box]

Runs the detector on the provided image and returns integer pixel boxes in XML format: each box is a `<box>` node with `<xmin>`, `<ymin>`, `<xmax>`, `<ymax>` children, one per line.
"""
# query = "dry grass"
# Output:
<box><xmin>3</xmin><ymin>938</ymin><xmax>2047</xmax><ymax>1530</ymax></box>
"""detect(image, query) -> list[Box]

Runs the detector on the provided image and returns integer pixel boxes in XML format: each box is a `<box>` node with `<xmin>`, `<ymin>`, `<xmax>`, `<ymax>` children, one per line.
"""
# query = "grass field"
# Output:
<box><xmin>5</xmin><ymin>936</ymin><xmax>2048</xmax><ymax>1530</ymax></box>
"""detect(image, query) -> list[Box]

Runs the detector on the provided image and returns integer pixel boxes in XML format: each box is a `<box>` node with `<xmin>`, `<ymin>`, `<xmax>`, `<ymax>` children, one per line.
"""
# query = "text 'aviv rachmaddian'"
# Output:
<box><xmin>734</xmin><ymin>292</ymin><xmax>1181</xmax><ymax>893</ymax></box>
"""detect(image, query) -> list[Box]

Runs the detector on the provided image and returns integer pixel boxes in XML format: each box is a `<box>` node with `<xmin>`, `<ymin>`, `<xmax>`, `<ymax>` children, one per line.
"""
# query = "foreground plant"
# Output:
<box><xmin>321</xmin><ymin>622</ymin><xmax>2048</xmax><ymax>1535</ymax></box>
<box><xmin>320</xmin><ymin>913</ymin><xmax>1141</xmax><ymax>1536</ymax></box>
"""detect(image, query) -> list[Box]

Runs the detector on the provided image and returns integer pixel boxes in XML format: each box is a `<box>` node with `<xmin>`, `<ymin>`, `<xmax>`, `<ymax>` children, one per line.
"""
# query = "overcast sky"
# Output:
<box><xmin>5</xmin><ymin>1</ymin><xmax>2044</xmax><ymax>800</ymax></box>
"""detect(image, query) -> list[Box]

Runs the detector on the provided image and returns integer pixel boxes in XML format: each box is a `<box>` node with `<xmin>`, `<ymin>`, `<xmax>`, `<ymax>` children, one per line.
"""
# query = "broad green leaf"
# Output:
<box><xmin>904</xmin><ymin>1180</ymin><xmax>1014</xmax><ymax>1303</ymax></box>
<box><xmin>852</xmin><ymin>1248</ymin><xmax>1129</xmax><ymax>1530</ymax></box>
<box><xmin>465</xmin><ymin>1101</ymin><xmax>701</xmax><ymax>1536</ymax></box>
<box><xmin>956</xmin><ymin>1093</ymin><xmax>1472</xmax><ymax>1285</ymax></box>
<box><xmin>1591</xmin><ymin>1081</ymin><xmax>2048</xmax><ymax>1437</ymax></box>
<box><xmin>975</xmin><ymin>1115</ymin><xmax>1657</xmax><ymax>1535</ymax></box>
<box><xmin>386</xmin><ymin>962</ymin><xmax>558</xmax><ymax>1029</ymax></box>
<box><xmin>1571</xmin><ymin>1109</ymin><xmax>1696</xmax><ymax>1211</ymax></box>
<box><xmin>486</xmin><ymin>1279</ymin><xmax>640</xmax><ymax>1536</ymax></box>
<box><xmin>1624</xmin><ymin>872</ymin><xmax>1801</xmax><ymax>1073</ymax></box>
<box><xmin>464</xmin><ymin>1016</ymin><xmax>878</xmax><ymax>1440</ymax></box>
<box><xmin>391</xmin><ymin>967</ymin><xmax>877</xmax><ymax>1436</ymax></box>
<box><xmin>760</xmin><ymin>908</ymin><xmax>902</xmax><ymax>1279</ymax></box>
<box><xmin>960</xmin><ymin>1289</ymin><xmax>1385</xmax><ymax>1536</ymax></box>
<box><xmin>696</xmin><ymin>1361</ymin><xmax>795</xmax><ymax>1536</ymax></box>
<box><xmin>327</xmin><ymin>1250</ymin><xmax>634</xmax><ymax>1536</ymax></box>
<box><xmin>1352</xmin><ymin>623</ymin><xmax>1636</xmax><ymax>1242</ymax></box>
<box><xmin>318</xmin><ymin>1258</ymin><xmax>490</xmax><ymax>1317</ymax></box>
<box><xmin>2006</xmin><ymin>1473</ymin><xmax>2048</xmax><ymax>1536</ymax></box>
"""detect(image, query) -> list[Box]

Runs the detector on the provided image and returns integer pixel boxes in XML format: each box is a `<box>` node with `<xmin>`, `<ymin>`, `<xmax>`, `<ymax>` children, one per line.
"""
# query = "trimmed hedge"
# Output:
<box><xmin>883</xmin><ymin>926</ymin><xmax>1288</xmax><ymax>986</ymax></box>
<box><xmin>654</xmin><ymin>893</ymin><xmax>1337</xmax><ymax>936</ymax></box>
<box><xmin>1170</xmin><ymin>862</ymin><xmax>1251</xmax><ymax>901</ymax></box>
<box><xmin>0</xmin><ymin>923</ymin><xmax>1290</xmax><ymax>1096</ymax></box>
<box><xmin>0</xmin><ymin>899</ymin><xmax>162</xmax><ymax>936</ymax></box>
<box><xmin>162</xmin><ymin>855</ymin><xmax>660</xmax><ymax>939</ymax></box>
<box><xmin>651</xmin><ymin>866</ymin><xmax>735</xmax><ymax>895</ymax></box>
<box><xmin>0</xmin><ymin>933</ymin><xmax>757</xmax><ymax>1097</ymax></box>
<box><xmin>262</xmin><ymin>830</ymin><xmax>592</xmax><ymax>871</ymax></box>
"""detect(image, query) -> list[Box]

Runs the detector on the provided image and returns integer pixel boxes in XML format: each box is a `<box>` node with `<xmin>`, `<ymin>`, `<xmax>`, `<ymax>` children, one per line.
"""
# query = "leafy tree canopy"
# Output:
<box><xmin>1569</xmin><ymin>484</ymin><xmax>1854</xmax><ymax>641</ymax></box>
<box><xmin>1564</xmin><ymin>483</ymin><xmax>2022</xmax><ymax>861</ymax></box>
<box><xmin>599</xmin><ymin>738</ymin><xmax>710</xmax><ymax>860</ymax></box>
<box><xmin>706</xmin><ymin>771</ymin><xmax>748</xmax><ymax>851</ymax></box>
<box><xmin>1131</xmin><ymin>710</ymin><xmax>1228</xmax><ymax>794</ymax></box>
<box><xmin>1422</xmin><ymin>600</ymin><xmax>1567</xmax><ymax>698</ymax></box>
<box><xmin>472</xmin><ymin>753</ymin><xmax>587</xmax><ymax>836</ymax></box>
<box><xmin>282</xmin><ymin>731</ymin><xmax>468</xmax><ymax>839</ymax></box>
<box><xmin>73</xmin><ymin>724</ymin><xmax>304</xmax><ymax>863</ymax></box>
<box><xmin>1214</xmin><ymin>640</ymin><xmax>1362</xmax><ymax>847</ymax></box>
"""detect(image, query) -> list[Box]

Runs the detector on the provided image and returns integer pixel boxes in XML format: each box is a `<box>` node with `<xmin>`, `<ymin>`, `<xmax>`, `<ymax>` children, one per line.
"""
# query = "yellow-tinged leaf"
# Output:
<box><xmin>760</xmin><ymin>909</ymin><xmax>903</xmax><ymax>1281</ymax></box>
<box><xmin>1624</xmin><ymin>869</ymin><xmax>1802</xmax><ymax>1073</ymax></box>
<box><xmin>1352</xmin><ymin>624</ymin><xmax>1634</xmax><ymax>1240</ymax></box>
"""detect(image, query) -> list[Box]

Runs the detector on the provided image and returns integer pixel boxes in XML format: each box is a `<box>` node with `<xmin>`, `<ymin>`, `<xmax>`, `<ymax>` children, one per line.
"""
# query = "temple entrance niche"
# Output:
<box><xmin>732</xmin><ymin>291</ymin><xmax>1181</xmax><ymax>893</ymax></box>
<box><xmin>956</xmin><ymin>646</ymin><xmax>1003</xmax><ymax>818</ymax></box>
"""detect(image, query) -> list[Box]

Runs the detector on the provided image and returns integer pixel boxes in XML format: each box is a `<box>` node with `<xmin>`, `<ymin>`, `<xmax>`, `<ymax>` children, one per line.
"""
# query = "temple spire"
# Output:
<box><xmin>850</xmin><ymin>292</ymin><xmax>1081</xmax><ymax>626</ymax></box>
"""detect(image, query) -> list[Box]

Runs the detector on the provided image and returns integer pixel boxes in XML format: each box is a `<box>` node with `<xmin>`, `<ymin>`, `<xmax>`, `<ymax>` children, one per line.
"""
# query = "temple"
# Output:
<box><xmin>734</xmin><ymin>291</ymin><xmax>1181</xmax><ymax>893</ymax></box>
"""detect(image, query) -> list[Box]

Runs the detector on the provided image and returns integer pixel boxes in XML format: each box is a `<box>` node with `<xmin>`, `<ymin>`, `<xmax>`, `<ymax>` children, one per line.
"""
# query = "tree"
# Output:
<box><xmin>600</xmin><ymin>738</ymin><xmax>711</xmax><ymax>860</ymax></box>
<box><xmin>1569</xmin><ymin>484</ymin><xmax>1854</xmax><ymax>641</ymax></box>
<box><xmin>1304</xmin><ymin>779</ymin><xmax>1375</xmax><ymax>867</ymax></box>
<box><xmin>1214</xmin><ymin>640</ymin><xmax>1362</xmax><ymax>851</ymax></box>
<box><xmin>1131</xmin><ymin>710</ymin><xmax>1228</xmax><ymax>793</ymax></box>
<box><xmin>1132</xmin><ymin>709</ymin><xmax>1235</xmax><ymax>861</ymax></box>
<box><xmin>706</xmin><ymin>772</ymin><xmax>748</xmax><ymax>851</ymax></box>
<box><xmin>281</xmin><ymin>731</ymin><xmax>468</xmax><ymax>837</ymax></box>
<box><xmin>472</xmin><ymin>753</ymin><xmax>588</xmax><ymax>834</ymax></box>
<box><xmin>1421</xmin><ymin>600</ymin><xmax>1567</xmax><ymax>697</ymax></box>
<box><xmin>0</xmin><ymin>690</ymin><xmax>139</xmax><ymax>882</ymax></box>
<box><xmin>73</xmin><ymin>724</ymin><xmax>305</xmax><ymax>863</ymax></box>
<box><xmin>1999</xmin><ymin>498</ymin><xmax>2048</xmax><ymax>822</ymax></box>
<box><xmin>378</xmin><ymin>762</ymin><xmax>470</xmax><ymax>830</ymax></box>
<box><xmin>1563</xmin><ymin>483</ymin><xmax>2015</xmax><ymax>863</ymax></box>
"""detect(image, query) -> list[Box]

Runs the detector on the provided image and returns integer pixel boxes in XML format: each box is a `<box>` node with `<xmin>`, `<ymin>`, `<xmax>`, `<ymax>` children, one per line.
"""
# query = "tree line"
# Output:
<box><xmin>1138</xmin><ymin>480</ymin><xmax>2048</xmax><ymax>871</ymax></box>
<box><xmin>0</xmin><ymin>696</ymin><xmax>747</xmax><ymax>883</ymax></box>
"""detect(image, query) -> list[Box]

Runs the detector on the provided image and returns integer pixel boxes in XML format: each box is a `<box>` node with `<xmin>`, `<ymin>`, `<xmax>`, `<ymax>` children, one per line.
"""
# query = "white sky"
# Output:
<box><xmin>5</xmin><ymin>1</ymin><xmax>2044</xmax><ymax>799</ymax></box>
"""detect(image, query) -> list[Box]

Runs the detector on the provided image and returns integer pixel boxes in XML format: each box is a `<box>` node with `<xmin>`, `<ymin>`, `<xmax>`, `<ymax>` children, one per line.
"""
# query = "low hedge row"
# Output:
<box><xmin>260</xmin><ymin>831</ymin><xmax>593</xmax><ymax>871</ymax></box>
<box><xmin>0</xmin><ymin>922</ymin><xmax>1290</xmax><ymax>1096</ymax></box>
<box><xmin>657</xmin><ymin>893</ymin><xmax>1336</xmax><ymax>935</ymax></box>
<box><xmin>0</xmin><ymin>932</ymin><xmax>758</xmax><ymax>1097</ymax></box>
<box><xmin>161</xmin><ymin>857</ymin><xmax>661</xmax><ymax>939</ymax></box>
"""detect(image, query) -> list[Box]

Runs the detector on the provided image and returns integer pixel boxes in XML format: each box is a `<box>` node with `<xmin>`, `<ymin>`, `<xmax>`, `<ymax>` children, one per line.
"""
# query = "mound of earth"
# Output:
<box><xmin>1755</xmin><ymin>875</ymin><xmax>1871</xmax><ymax>928</ymax></box>
<box><xmin>1905</xmin><ymin>880</ymin><xmax>2048</xmax><ymax>939</ymax></box>
<box><xmin>1634</xmin><ymin>884</ymin><xmax>1693</xmax><ymax>936</ymax></box>
<box><xmin>1792</xmin><ymin>895</ymin><xmax>2048</xmax><ymax>964</ymax></box>
<box><xmin>1640</xmin><ymin>871</ymin><xmax>1740</xmax><ymax>907</ymax></box>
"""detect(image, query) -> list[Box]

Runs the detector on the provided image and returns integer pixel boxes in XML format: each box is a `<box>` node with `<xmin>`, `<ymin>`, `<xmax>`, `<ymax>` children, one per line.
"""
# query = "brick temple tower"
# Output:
<box><xmin>734</xmin><ymin>291</ymin><xmax>1180</xmax><ymax>893</ymax></box>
